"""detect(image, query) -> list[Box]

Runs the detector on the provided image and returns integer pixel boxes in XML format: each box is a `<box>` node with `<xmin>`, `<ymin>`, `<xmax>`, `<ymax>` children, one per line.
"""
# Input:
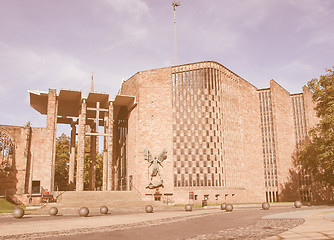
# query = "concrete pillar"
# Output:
<box><xmin>76</xmin><ymin>99</ymin><xmax>86</xmax><ymax>191</ymax></box>
<box><xmin>68</xmin><ymin>124</ymin><xmax>76</xmax><ymax>189</ymax></box>
<box><xmin>46</xmin><ymin>89</ymin><xmax>58</xmax><ymax>192</ymax></box>
<box><xmin>22</xmin><ymin>122</ymin><xmax>31</xmax><ymax>194</ymax></box>
<box><xmin>107</xmin><ymin>103</ymin><xmax>113</xmax><ymax>191</ymax></box>
<box><xmin>89</xmin><ymin>127</ymin><xmax>96</xmax><ymax>190</ymax></box>
<box><xmin>103</xmin><ymin>112</ymin><xmax>108</xmax><ymax>191</ymax></box>
<box><xmin>103</xmin><ymin>150</ymin><xmax>108</xmax><ymax>191</ymax></box>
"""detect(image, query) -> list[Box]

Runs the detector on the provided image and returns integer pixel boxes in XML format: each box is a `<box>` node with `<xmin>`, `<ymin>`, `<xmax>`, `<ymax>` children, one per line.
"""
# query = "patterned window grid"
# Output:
<box><xmin>172</xmin><ymin>63</ymin><xmax>224</xmax><ymax>188</ymax></box>
<box><xmin>259</xmin><ymin>90</ymin><xmax>278</xmax><ymax>198</ymax></box>
<box><xmin>292</xmin><ymin>94</ymin><xmax>312</xmax><ymax>201</ymax></box>
<box><xmin>292</xmin><ymin>95</ymin><xmax>308</xmax><ymax>150</ymax></box>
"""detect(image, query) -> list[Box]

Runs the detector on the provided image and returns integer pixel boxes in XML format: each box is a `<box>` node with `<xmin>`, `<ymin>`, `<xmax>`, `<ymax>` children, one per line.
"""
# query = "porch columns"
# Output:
<box><xmin>68</xmin><ymin>123</ymin><xmax>76</xmax><ymax>189</ymax></box>
<box><xmin>76</xmin><ymin>99</ymin><xmax>86</xmax><ymax>191</ymax></box>
<box><xmin>107</xmin><ymin>103</ymin><xmax>114</xmax><ymax>191</ymax></box>
<box><xmin>46</xmin><ymin>89</ymin><xmax>58</xmax><ymax>192</ymax></box>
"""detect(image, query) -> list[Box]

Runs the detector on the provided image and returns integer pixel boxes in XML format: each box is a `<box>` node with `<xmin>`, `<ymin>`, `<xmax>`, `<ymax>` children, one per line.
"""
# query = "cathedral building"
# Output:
<box><xmin>0</xmin><ymin>61</ymin><xmax>318</xmax><ymax>204</ymax></box>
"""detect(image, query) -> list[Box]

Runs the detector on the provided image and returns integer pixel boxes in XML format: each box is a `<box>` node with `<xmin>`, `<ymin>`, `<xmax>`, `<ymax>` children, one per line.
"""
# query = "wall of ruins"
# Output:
<box><xmin>0</xmin><ymin>124</ymin><xmax>51</xmax><ymax>196</ymax></box>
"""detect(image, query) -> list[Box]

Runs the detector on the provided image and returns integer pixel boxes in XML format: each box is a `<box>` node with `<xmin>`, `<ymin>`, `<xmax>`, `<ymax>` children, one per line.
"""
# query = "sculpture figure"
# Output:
<box><xmin>144</xmin><ymin>148</ymin><xmax>167</xmax><ymax>189</ymax></box>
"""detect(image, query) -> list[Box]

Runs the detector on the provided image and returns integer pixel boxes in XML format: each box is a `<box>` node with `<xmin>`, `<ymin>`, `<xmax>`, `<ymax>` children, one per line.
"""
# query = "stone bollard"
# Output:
<box><xmin>79</xmin><ymin>207</ymin><xmax>89</xmax><ymax>217</ymax></box>
<box><xmin>145</xmin><ymin>205</ymin><xmax>153</xmax><ymax>213</ymax></box>
<box><xmin>294</xmin><ymin>201</ymin><xmax>302</xmax><ymax>208</ymax></box>
<box><xmin>185</xmin><ymin>204</ymin><xmax>193</xmax><ymax>212</ymax></box>
<box><xmin>262</xmin><ymin>202</ymin><xmax>270</xmax><ymax>210</ymax></box>
<box><xmin>225</xmin><ymin>204</ymin><xmax>233</xmax><ymax>212</ymax></box>
<box><xmin>220</xmin><ymin>203</ymin><xmax>227</xmax><ymax>210</ymax></box>
<box><xmin>13</xmin><ymin>207</ymin><xmax>24</xmax><ymax>218</ymax></box>
<box><xmin>49</xmin><ymin>207</ymin><xmax>58</xmax><ymax>216</ymax></box>
<box><xmin>100</xmin><ymin>206</ymin><xmax>109</xmax><ymax>215</ymax></box>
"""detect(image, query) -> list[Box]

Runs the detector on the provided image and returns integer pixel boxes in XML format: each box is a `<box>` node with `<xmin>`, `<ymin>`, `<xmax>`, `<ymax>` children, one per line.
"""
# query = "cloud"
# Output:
<box><xmin>0</xmin><ymin>85</ymin><xmax>7</xmax><ymax>101</ymax></box>
<box><xmin>0</xmin><ymin>41</ymin><xmax>9</xmax><ymax>49</ymax></box>
<box><xmin>0</xmin><ymin>46</ymin><xmax>88</xmax><ymax>92</ymax></box>
<box><xmin>287</xmin><ymin>0</ymin><xmax>334</xmax><ymax>47</ymax></box>
<box><xmin>103</xmin><ymin>0</ymin><xmax>149</xmax><ymax>19</ymax></box>
<box><xmin>282</xmin><ymin>60</ymin><xmax>315</xmax><ymax>73</ymax></box>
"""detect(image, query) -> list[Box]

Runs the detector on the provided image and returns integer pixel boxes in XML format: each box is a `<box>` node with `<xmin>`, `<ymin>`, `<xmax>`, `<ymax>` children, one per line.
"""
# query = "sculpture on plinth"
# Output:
<box><xmin>144</xmin><ymin>148</ymin><xmax>167</xmax><ymax>189</ymax></box>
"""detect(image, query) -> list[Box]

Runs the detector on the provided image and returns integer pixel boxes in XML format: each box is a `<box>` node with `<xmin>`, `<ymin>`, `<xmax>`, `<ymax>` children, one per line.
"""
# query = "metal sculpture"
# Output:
<box><xmin>144</xmin><ymin>148</ymin><xmax>167</xmax><ymax>189</ymax></box>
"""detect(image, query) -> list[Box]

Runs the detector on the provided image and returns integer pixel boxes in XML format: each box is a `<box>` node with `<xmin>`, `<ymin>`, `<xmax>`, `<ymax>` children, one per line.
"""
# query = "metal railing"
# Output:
<box><xmin>131</xmin><ymin>185</ymin><xmax>144</xmax><ymax>199</ymax></box>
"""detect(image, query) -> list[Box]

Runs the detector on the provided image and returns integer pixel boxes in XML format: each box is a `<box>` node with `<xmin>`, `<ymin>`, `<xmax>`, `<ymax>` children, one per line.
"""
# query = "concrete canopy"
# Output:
<box><xmin>113</xmin><ymin>95</ymin><xmax>136</xmax><ymax>109</ymax></box>
<box><xmin>29</xmin><ymin>90</ymin><xmax>136</xmax><ymax>128</ymax></box>
<box><xmin>29</xmin><ymin>89</ymin><xmax>82</xmax><ymax>117</ymax></box>
<box><xmin>112</xmin><ymin>95</ymin><xmax>137</xmax><ymax>119</ymax></box>
<box><xmin>29</xmin><ymin>90</ymin><xmax>48</xmax><ymax>115</ymax></box>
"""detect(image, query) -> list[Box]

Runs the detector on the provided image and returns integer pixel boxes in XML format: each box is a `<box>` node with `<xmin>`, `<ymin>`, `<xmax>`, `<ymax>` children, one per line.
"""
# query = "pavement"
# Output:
<box><xmin>263</xmin><ymin>208</ymin><xmax>334</xmax><ymax>240</ymax></box>
<box><xmin>0</xmin><ymin>204</ymin><xmax>334</xmax><ymax>239</ymax></box>
<box><xmin>0</xmin><ymin>207</ymin><xmax>219</xmax><ymax>237</ymax></box>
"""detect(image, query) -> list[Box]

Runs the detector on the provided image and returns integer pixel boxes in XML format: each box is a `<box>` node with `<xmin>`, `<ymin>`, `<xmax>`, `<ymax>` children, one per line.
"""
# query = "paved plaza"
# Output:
<box><xmin>0</xmin><ymin>204</ymin><xmax>334</xmax><ymax>239</ymax></box>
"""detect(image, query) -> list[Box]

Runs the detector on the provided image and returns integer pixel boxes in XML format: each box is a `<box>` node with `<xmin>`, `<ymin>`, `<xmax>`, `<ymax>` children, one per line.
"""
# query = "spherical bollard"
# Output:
<box><xmin>262</xmin><ymin>202</ymin><xmax>270</xmax><ymax>210</ymax></box>
<box><xmin>100</xmin><ymin>206</ymin><xmax>109</xmax><ymax>215</ymax></box>
<box><xmin>220</xmin><ymin>203</ymin><xmax>227</xmax><ymax>210</ymax></box>
<box><xmin>185</xmin><ymin>204</ymin><xmax>193</xmax><ymax>212</ymax></box>
<box><xmin>225</xmin><ymin>204</ymin><xmax>233</xmax><ymax>212</ymax></box>
<box><xmin>294</xmin><ymin>201</ymin><xmax>302</xmax><ymax>208</ymax></box>
<box><xmin>49</xmin><ymin>207</ymin><xmax>58</xmax><ymax>216</ymax></box>
<box><xmin>78</xmin><ymin>207</ymin><xmax>89</xmax><ymax>217</ymax></box>
<box><xmin>145</xmin><ymin>205</ymin><xmax>153</xmax><ymax>213</ymax></box>
<box><xmin>13</xmin><ymin>207</ymin><xmax>24</xmax><ymax>218</ymax></box>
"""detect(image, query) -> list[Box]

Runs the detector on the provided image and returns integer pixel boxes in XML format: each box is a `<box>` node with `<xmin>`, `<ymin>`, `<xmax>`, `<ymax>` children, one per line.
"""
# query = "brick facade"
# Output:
<box><xmin>1</xmin><ymin>60</ymin><xmax>319</xmax><ymax>204</ymax></box>
<box><xmin>0</xmin><ymin>124</ymin><xmax>51</xmax><ymax>196</ymax></box>
<box><xmin>119</xmin><ymin>61</ymin><xmax>317</xmax><ymax>204</ymax></box>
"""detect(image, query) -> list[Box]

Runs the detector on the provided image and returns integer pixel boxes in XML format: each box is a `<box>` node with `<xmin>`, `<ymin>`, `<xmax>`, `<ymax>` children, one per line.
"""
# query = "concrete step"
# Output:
<box><xmin>56</xmin><ymin>191</ymin><xmax>141</xmax><ymax>202</ymax></box>
<box><xmin>47</xmin><ymin>191</ymin><xmax>166</xmax><ymax>211</ymax></box>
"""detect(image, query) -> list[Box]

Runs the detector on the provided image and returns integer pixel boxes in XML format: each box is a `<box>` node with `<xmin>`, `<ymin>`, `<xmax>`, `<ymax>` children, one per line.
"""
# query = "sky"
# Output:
<box><xmin>1</xmin><ymin>0</ymin><xmax>333</xmax><ymax>134</ymax></box>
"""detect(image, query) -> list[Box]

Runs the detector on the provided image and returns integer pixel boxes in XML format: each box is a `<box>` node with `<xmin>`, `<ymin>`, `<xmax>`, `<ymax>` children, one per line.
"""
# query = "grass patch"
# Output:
<box><xmin>0</xmin><ymin>198</ymin><xmax>26</xmax><ymax>213</ymax></box>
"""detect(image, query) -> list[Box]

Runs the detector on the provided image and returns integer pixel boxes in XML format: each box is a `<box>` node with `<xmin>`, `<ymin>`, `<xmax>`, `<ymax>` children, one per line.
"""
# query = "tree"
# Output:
<box><xmin>83</xmin><ymin>136</ymin><xmax>103</xmax><ymax>190</ymax></box>
<box><xmin>298</xmin><ymin>67</ymin><xmax>334</xmax><ymax>188</ymax></box>
<box><xmin>55</xmin><ymin>133</ymin><xmax>70</xmax><ymax>190</ymax></box>
<box><xmin>55</xmin><ymin>133</ymin><xmax>104</xmax><ymax>191</ymax></box>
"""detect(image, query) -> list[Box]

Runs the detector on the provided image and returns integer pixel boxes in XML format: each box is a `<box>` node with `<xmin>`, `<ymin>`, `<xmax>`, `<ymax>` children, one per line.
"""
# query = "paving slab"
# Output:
<box><xmin>1</xmin><ymin>204</ymin><xmax>333</xmax><ymax>240</ymax></box>
<box><xmin>263</xmin><ymin>207</ymin><xmax>334</xmax><ymax>240</ymax></box>
<box><xmin>0</xmin><ymin>208</ymin><xmax>219</xmax><ymax>237</ymax></box>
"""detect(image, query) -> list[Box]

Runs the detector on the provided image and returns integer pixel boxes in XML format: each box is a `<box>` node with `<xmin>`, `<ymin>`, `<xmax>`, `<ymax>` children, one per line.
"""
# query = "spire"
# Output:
<box><xmin>172</xmin><ymin>1</ymin><xmax>181</xmax><ymax>65</ymax></box>
<box><xmin>90</xmin><ymin>72</ymin><xmax>94</xmax><ymax>93</ymax></box>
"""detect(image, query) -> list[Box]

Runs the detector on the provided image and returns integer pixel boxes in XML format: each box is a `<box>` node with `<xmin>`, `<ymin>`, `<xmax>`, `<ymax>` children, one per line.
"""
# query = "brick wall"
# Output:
<box><xmin>270</xmin><ymin>80</ymin><xmax>296</xmax><ymax>201</ymax></box>
<box><xmin>239</xmin><ymin>80</ymin><xmax>266</xmax><ymax>203</ymax></box>
<box><xmin>30</xmin><ymin>127</ymin><xmax>51</xmax><ymax>192</ymax></box>
<box><xmin>0</xmin><ymin>124</ymin><xmax>51</xmax><ymax>195</ymax></box>
<box><xmin>120</xmin><ymin>67</ymin><xmax>174</xmax><ymax>197</ymax></box>
<box><xmin>119</xmin><ymin>62</ymin><xmax>269</xmax><ymax>203</ymax></box>
<box><xmin>302</xmin><ymin>86</ymin><xmax>318</xmax><ymax>129</ymax></box>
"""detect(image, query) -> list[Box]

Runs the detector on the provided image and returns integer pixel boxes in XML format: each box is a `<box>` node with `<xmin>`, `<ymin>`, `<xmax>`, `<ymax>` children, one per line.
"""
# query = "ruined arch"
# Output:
<box><xmin>0</xmin><ymin>129</ymin><xmax>15</xmax><ymax>171</ymax></box>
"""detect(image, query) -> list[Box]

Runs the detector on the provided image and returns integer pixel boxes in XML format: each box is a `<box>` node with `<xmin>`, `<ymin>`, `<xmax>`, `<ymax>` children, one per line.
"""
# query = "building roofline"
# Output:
<box><xmin>123</xmin><ymin>60</ymin><xmax>259</xmax><ymax>90</ymax></box>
